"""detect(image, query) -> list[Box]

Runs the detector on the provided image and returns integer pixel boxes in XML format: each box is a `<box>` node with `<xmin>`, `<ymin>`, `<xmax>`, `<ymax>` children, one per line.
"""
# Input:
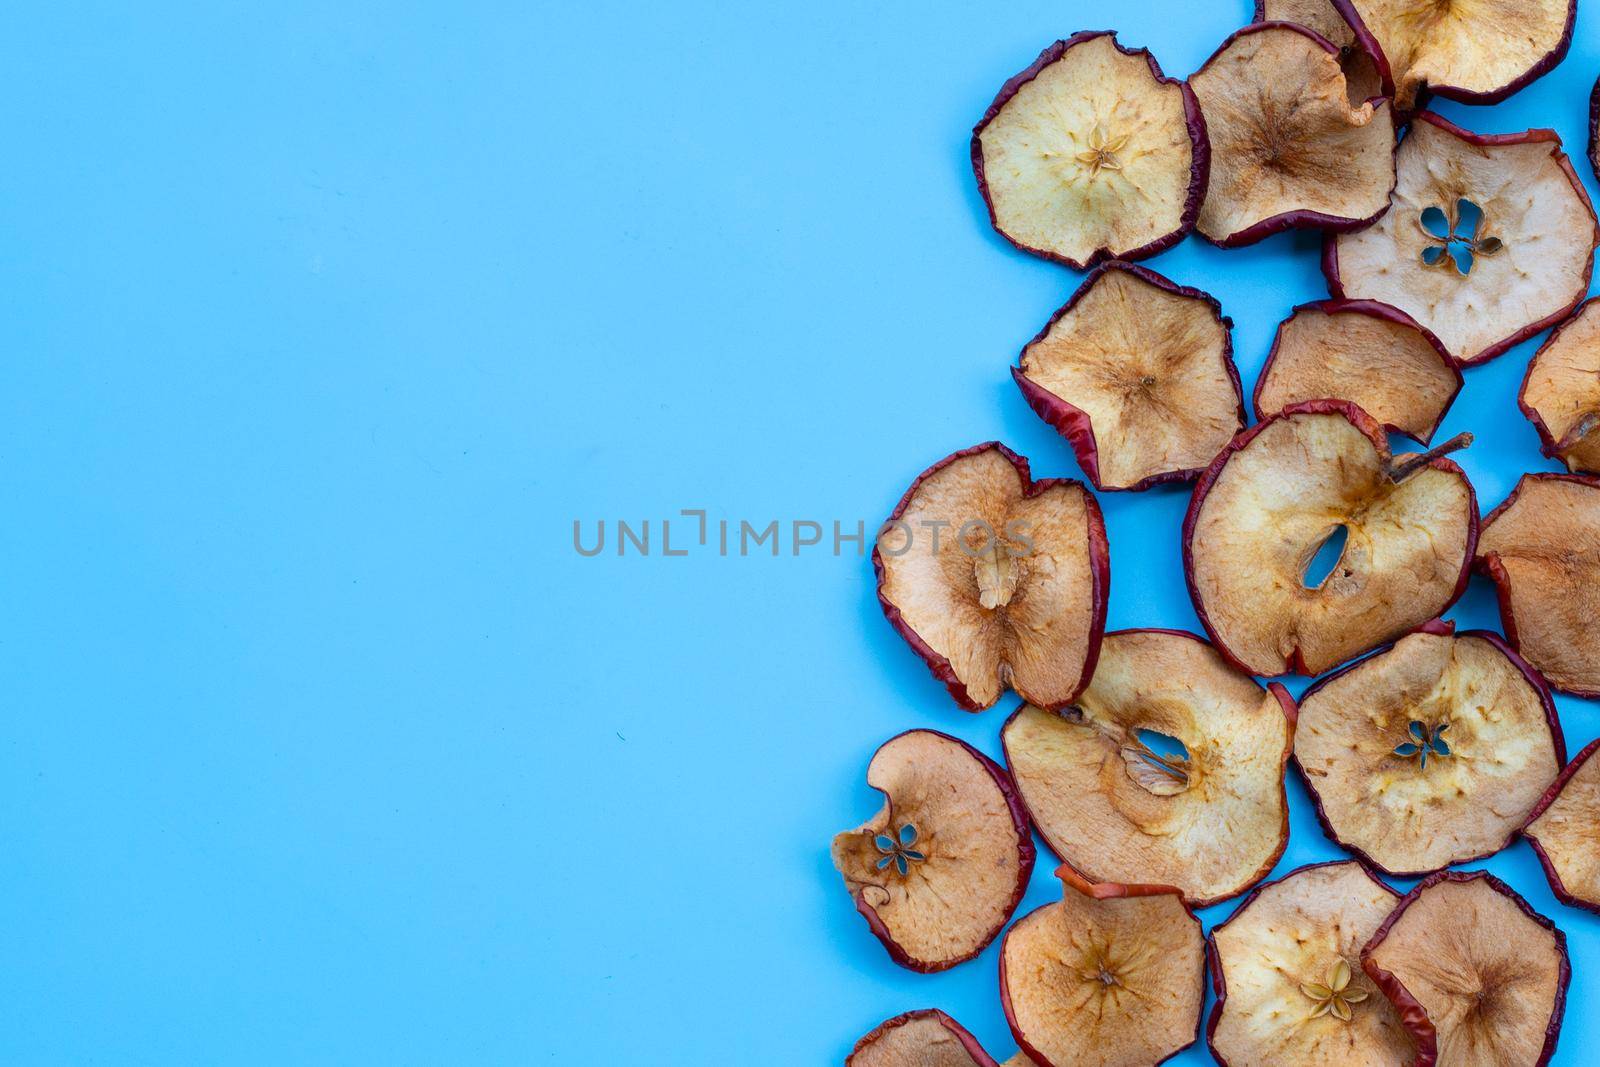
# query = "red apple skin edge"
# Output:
<box><xmin>1204</xmin><ymin>859</ymin><xmax>1398</xmax><ymax>1067</ymax></box>
<box><xmin>1522</xmin><ymin>736</ymin><xmax>1600</xmax><ymax>916</ymax></box>
<box><xmin>998</xmin><ymin>862</ymin><xmax>1204</xmax><ymax>1067</ymax></box>
<box><xmin>872</xmin><ymin>442</ymin><xmax>1110</xmax><ymax>712</ymax></box>
<box><xmin>1180</xmin><ymin>398</ymin><xmax>1479</xmax><ymax>678</ymax></box>
<box><xmin>1288</xmin><ymin>622</ymin><xmax>1566</xmax><ymax>878</ymax></box>
<box><xmin>1477</xmin><ymin>471</ymin><xmax>1600</xmax><ymax>698</ymax></box>
<box><xmin>998</xmin><ymin>628</ymin><xmax>1296</xmax><ymax>910</ymax></box>
<box><xmin>1251</xmin><ymin>298</ymin><xmax>1463</xmax><ymax>445</ymax></box>
<box><xmin>847</xmin><ymin>1009</ymin><xmax>1001</xmax><ymax>1067</ymax></box>
<box><xmin>1516</xmin><ymin>297</ymin><xmax>1600</xmax><ymax>461</ymax></box>
<box><xmin>1192</xmin><ymin>22</ymin><xmax>1399</xmax><ymax>249</ymax></box>
<box><xmin>1011</xmin><ymin>262</ymin><xmax>1243</xmax><ymax>492</ymax></box>
<box><xmin>1273</xmin><ymin>0</ymin><xmax>1400</xmax><ymax>106</ymax></box>
<box><xmin>846</xmin><ymin>729</ymin><xmax>1037</xmax><ymax>973</ymax></box>
<box><xmin>1360</xmin><ymin>870</ymin><xmax>1572</xmax><ymax>1067</ymax></box>
<box><xmin>1322</xmin><ymin>112</ymin><xmax>1600</xmax><ymax>366</ymax></box>
<box><xmin>970</xmin><ymin>31</ymin><xmax>1211</xmax><ymax>271</ymax></box>
<box><xmin>1329</xmin><ymin>0</ymin><xmax>1574</xmax><ymax>107</ymax></box>
<box><xmin>1589</xmin><ymin>75</ymin><xmax>1600</xmax><ymax>184</ymax></box>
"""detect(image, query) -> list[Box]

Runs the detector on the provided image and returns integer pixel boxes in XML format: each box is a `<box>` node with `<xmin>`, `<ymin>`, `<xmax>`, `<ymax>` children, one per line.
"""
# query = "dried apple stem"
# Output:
<box><xmin>1387</xmin><ymin>432</ymin><xmax>1472</xmax><ymax>483</ymax></box>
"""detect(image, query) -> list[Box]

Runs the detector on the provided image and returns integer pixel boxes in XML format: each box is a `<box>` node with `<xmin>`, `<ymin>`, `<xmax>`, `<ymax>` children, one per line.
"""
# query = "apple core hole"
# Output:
<box><xmin>1303</xmin><ymin>524</ymin><xmax>1350</xmax><ymax>588</ymax></box>
<box><xmin>1137</xmin><ymin>728</ymin><xmax>1189</xmax><ymax>763</ymax></box>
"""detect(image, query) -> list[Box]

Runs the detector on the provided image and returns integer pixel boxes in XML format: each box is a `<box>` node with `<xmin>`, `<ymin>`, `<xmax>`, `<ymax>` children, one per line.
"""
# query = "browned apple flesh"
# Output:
<box><xmin>1254</xmin><ymin>300</ymin><xmax>1461</xmax><ymax>443</ymax></box>
<box><xmin>1013</xmin><ymin>263</ymin><xmax>1241</xmax><ymax>491</ymax></box>
<box><xmin>1001</xmin><ymin>629</ymin><xmax>1291</xmax><ymax>907</ymax></box>
<box><xmin>1477</xmin><ymin>473</ymin><xmax>1600</xmax><ymax>696</ymax></box>
<box><xmin>1362</xmin><ymin>871</ymin><xmax>1569</xmax><ymax>1067</ymax></box>
<box><xmin>1257</xmin><ymin>0</ymin><xmax>1383</xmax><ymax>102</ymax></box>
<box><xmin>1524</xmin><ymin>738</ymin><xmax>1600</xmax><ymax>913</ymax></box>
<box><xmin>1185</xmin><ymin>401</ymin><xmax>1476</xmax><ymax>676</ymax></box>
<box><xmin>1190</xmin><ymin>23</ymin><xmax>1394</xmax><ymax>247</ymax></box>
<box><xmin>1208</xmin><ymin>862</ymin><xmax>1414</xmax><ymax>1067</ymax></box>
<box><xmin>1294</xmin><ymin>629</ymin><xmax>1561</xmax><ymax>876</ymax></box>
<box><xmin>1327</xmin><ymin>112</ymin><xmax>1599</xmax><ymax>365</ymax></box>
<box><xmin>832</xmin><ymin>730</ymin><xmax>1034</xmax><ymax>972</ymax></box>
<box><xmin>1520</xmin><ymin>299</ymin><xmax>1600</xmax><ymax>473</ymax></box>
<box><xmin>972</xmin><ymin>32</ymin><xmax>1205</xmax><ymax>269</ymax></box>
<box><xmin>1001</xmin><ymin>866</ymin><xmax>1204</xmax><ymax>1067</ymax></box>
<box><xmin>847</xmin><ymin>1010</ymin><xmax>1000</xmax><ymax>1067</ymax></box>
<box><xmin>875</xmin><ymin>443</ymin><xmax>1108</xmax><ymax>711</ymax></box>
<box><xmin>1337</xmin><ymin>0</ymin><xmax>1574</xmax><ymax>109</ymax></box>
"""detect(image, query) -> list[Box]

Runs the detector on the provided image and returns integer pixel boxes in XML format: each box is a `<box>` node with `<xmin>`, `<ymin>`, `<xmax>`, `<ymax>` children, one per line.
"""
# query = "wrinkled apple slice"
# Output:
<box><xmin>1524</xmin><ymin>738</ymin><xmax>1600</xmax><ymax>914</ymax></box>
<box><xmin>875</xmin><ymin>443</ymin><xmax>1108</xmax><ymax>711</ymax></box>
<box><xmin>1254</xmin><ymin>299</ymin><xmax>1461</xmax><ymax>444</ymax></box>
<box><xmin>1293</xmin><ymin>626</ymin><xmax>1562</xmax><ymax>876</ymax></box>
<box><xmin>972</xmin><ymin>32</ymin><xmax>1207</xmax><ymax>269</ymax></box>
<box><xmin>847</xmin><ymin>1010</ymin><xmax>1000</xmax><ymax>1067</ymax></box>
<box><xmin>1012</xmin><ymin>263</ymin><xmax>1242</xmax><ymax>491</ymax></box>
<box><xmin>1334</xmin><ymin>0</ymin><xmax>1575</xmax><ymax>109</ymax></box>
<box><xmin>1591</xmin><ymin>75</ymin><xmax>1600</xmax><ymax>182</ymax></box>
<box><xmin>1477</xmin><ymin>473</ymin><xmax>1600</xmax><ymax>696</ymax></box>
<box><xmin>1255</xmin><ymin>0</ymin><xmax>1383</xmax><ymax>102</ymax></box>
<box><xmin>1326</xmin><ymin>112</ymin><xmax>1599</xmax><ymax>365</ymax></box>
<box><xmin>1519</xmin><ymin>299</ymin><xmax>1600</xmax><ymax>473</ymax></box>
<box><xmin>1362</xmin><ymin>871</ymin><xmax>1569</xmax><ymax>1067</ymax></box>
<box><xmin>832</xmin><ymin>730</ymin><xmax>1034</xmax><ymax>972</ymax></box>
<box><xmin>1001</xmin><ymin>629</ymin><xmax>1291</xmax><ymax>906</ymax></box>
<box><xmin>1189</xmin><ymin>23</ymin><xmax>1395</xmax><ymax>247</ymax></box>
<box><xmin>1208</xmin><ymin>861</ymin><xmax>1414</xmax><ymax>1067</ymax></box>
<box><xmin>1001</xmin><ymin>866</ymin><xmax>1204</xmax><ymax>1067</ymax></box>
<box><xmin>1185</xmin><ymin>401</ymin><xmax>1476</xmax><ymax>676</ymax></box>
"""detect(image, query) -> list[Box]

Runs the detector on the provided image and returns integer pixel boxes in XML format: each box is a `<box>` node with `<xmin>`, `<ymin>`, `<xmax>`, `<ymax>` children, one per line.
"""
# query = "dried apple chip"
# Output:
<box><xmin>847</xmin><ymin>1010</ymin><xmax>1000</xmax><ymax>1067</ymax></box>
<box><xmin>1254</xmin><ymin>0</ymin><xmax>1383</xmax><ymax>102</ymax></box>
<box><xmin>1293</xmin><ymin>626</ymin><xmax>1563</xmax><ymax>876</ymax></box>
<box><xmin>1326</xmin><ymin>113</ymin><xmax>1599</xmax><ymax>365</ymax></box>
<box><xmin>874</xmin><ymin>443</ymin><xmax>1109</xmax><ymax>711</ymax></box>
<box><xmin>832</xmin><ymin>730</ymin><xmax>1034</xmax><ymax>972</ymax></box>
<box><xmin>1524</xmin><ymin>738</ymin><xmax>1600</xmax><ymax>914</ymax></box>
<box><xmin>972</xmin><ymin>32</ymin><xmax>1207</xmax><ymax>269</ymax></box>
<box><xmin>1189</xmin><ymin>23</ymin><xmax>1395</xmax><ymax>247</ymax></box>
<box><xmin>1519</xmin><ymin>299</ymin><xmax>1600</xmax><ymax>474</ymax></box>
<box><xmin>1012</xmin><ymin>263</ymin><xmax>1243</xmax><ymax>491</ymax></box>
<box><xmin>1000</xmin><ymin>866</ymin><xmax>1204</xmax><ymax>1067</ymax></box>
<box><xmin>1254</xmin><ymin>299</ymin><xmax>1461</xmax><ymax>444</ymax></box>
<box><xmin>1001</xmin><ymin>629</ymin><xmax>1292</xmax><ymax>907</ymax></box>
<box><xmin>1208</xmin><ymin>861</ymin><xmax>1414</xmax><ymax>1067</ymax></box>
<box><xmin>1477</xmin><ymin>473</ymin><xmax>1600</xmax><ymax>696</ymax></box>
<box><xmin>1362</xmin><ymin>871</ymin><xmax>1570</xmax><ymax>1067</ymax></box>
<box><xmin>1185</xmin><ymin>401</ymin><xmax>1476</xmax><ymax>676</ymax></box>
<box><xmin>1334</xmin><ymin>0</ymin><xmax>1575</xmax><ymax>110</ymax></box>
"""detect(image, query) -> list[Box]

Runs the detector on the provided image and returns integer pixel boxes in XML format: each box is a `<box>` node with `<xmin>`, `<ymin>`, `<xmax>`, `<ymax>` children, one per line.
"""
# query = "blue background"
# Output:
<box><xmin>4</xmin><ymin>2</ymin><xmax>1599</xmax><ymax>1063</ymax></box>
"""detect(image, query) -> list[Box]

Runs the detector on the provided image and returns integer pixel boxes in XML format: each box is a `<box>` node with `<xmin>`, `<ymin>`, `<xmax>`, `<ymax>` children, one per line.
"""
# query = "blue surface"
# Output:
<box><xmin>5</xmin><ymin>2</ymin><xmax>1600</xmax><ymax>1064</ymax></box>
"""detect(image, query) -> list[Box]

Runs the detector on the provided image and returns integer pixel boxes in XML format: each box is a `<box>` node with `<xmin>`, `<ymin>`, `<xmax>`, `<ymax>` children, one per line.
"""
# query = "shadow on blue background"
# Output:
<box><xmin>3</xmin><ymin>1</ymin><xmax>1598</xmax><ymax>1063</ymax></box>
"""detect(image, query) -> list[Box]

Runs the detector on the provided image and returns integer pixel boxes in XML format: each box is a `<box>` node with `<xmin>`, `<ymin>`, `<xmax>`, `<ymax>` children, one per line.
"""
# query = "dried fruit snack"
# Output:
<box><xmin>1519</xmin><ymin>299</ymin><xmax>1600</xmax><ymax>474</ymax></box>
<box><xmin>847</xmin><ymin>1010</ymin><xmax>1001</xmax><ymax>1067</ymax></box>
<box><xmin>1524</xmin><ymin>738</ymin><xmax>1600</xmax><ymax>914</ymax></box>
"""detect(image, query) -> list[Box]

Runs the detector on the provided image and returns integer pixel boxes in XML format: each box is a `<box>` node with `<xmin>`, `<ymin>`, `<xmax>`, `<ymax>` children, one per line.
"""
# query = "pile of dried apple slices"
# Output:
<box><xmin>837</xmin><ymin>6</ymin><xmax>1600</xmax><ymax>1063</ymax></box>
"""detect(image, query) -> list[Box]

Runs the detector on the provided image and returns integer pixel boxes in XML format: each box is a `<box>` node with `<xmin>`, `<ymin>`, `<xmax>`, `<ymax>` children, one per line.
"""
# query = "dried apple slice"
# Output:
<box><xmin>1012</xmin><ymin>263</ymin><xmax>1242</xmax><ymax>491</ymax></box>
<box><xmin>874</xmin><ymin>443</ymin><xmax>1108</xmax><ymax>711</ymax></box>
<box><xmin>1293</xmin><ymin>626</ymin><xmax>1563</xmax><ymax>877</ymax></box>
<box><xmin>1361</xmin><ymin>871</ymin><xmax>1570</xmax><ymax>1066</ymax></box>
<box><xmin>1591</xmin><ymin>75</ymin><xmax>1600</xmax><ymax>182</ymax></box>
<box><xmin>1208</xmin><ymin>861</ymin><xmax>1415</xmax><ymax>1067</ymax></box>
<box><xmin>1254</xmin><ymin>0</ymin><xmax>1384</xmax><ymax>102</ymax></box>
<box><xmin>1001</xmin><ymin>629</ymin><xmax>1292</xmax><ymax>907</ymax></box>
<box><xmin>1000</xmin><ymin>865</ymin><xmax>1204</xmax><ymax>1067</ymax></box>
<box><xmin>1189</xmin><ymin>23</ymin><xmax>1395</xmax><ymax>247</ymax></box>
<box><xmin>1524</xmin><ymin>738</ymin><xmax>1600</xmax><ymax>914</ymax></box>
<box><xmin>1326</xmin><ymin>112</ymin><xmax>1599</xmax><ymax>366</ymax></box>
<box><xmin>971</xmin><ymin>32</ymin><xmax>1207</xmax><ymax>269</ymax></box>
<box><xmin>832</xmin><ymin>730</ymin><xmax>1034</xmax><ymax>972</ymax></box>
<box><xmin>847</xmin><ymin>1010</ymin><xmax>1000</xmax><ymax>1067</ymax></box>
<box><xmin>1519</xmin><ymin>299</ymin><xmax>1600</xmax><ymax>473</ymax></box>
<box><xmin>1477</xmin><ymin>473</ymin><xmax>1600</xmax><ymax>696</ymax></box>
<box><xmin>1254</xmin><ymin>299</ymin><xmax>1462</xmax><ymax>444</ymax></box>
<box><xmin>1185</xmin><ymin>400</ymin><xmax>1476</xmax><ymax>676</ymax></box>
<box><xmin>1334</xmin><ymin>0</ymin><xmax>1575</xmax><ymax>110</ymax></box>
